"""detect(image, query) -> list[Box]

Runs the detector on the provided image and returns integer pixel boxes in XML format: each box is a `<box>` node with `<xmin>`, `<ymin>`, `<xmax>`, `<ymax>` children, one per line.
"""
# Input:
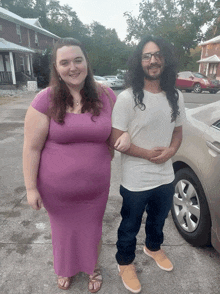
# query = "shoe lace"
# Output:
<box><xmin>155</xmin><ymin>250</ymin><xmax>167</xmax><ymax>262</ymax></box>
<box><xmin>120</xmin><ymin>264</ymin><xmax>138</xmax><ymax>280</ymax></box>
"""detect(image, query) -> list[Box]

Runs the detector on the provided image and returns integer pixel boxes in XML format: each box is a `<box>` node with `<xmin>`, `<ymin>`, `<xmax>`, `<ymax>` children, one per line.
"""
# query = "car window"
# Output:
<box><xmin>193</xmin><ymin>73</ymin><xmax>207</xmax><ymax>79</ymax></box>
<box><xmin>178</xmin><ymin>72</ymin><xmax>190</xmax><ymax>78</ymax></box>
<box><xmin>94</xmin><ymin>76</ymin><xmax>106</xmax><ymax>81</ymax></box>
<box><xmin>185</xmin><ymin>72</ymin><xmax>192</xmax><ymax>78</ymax></box>
<box><xmin>212</xmin><ymin>120</ymin><xmax>220</xmax><ymax>130</ymax></box>
<box><xmin>105</xmin><ymin>76</ymin><xmax>115</xmax><ymax>80</ymax></box>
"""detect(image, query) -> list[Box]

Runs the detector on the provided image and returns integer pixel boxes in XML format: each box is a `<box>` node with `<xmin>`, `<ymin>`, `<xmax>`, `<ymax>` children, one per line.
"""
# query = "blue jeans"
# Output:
<box><xmin>116</xmin><ymin>183</ymin><xmax>174</xmax><ymax>265</ymax></box>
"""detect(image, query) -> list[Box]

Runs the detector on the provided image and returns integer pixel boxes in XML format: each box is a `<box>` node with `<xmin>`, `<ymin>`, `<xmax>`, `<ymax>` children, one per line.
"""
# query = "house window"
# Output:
<box><xmin>20</xmin><ymin>56</ymin><xmax>25</xmax><ymax>72</ymax></box>
<box><xmin>0</xmin><ymin>54</ymin><xmax>4</xmax><ymax>71</ymax></box>
<box><xmin>35</xmin><ymin>32</ymin><xmax>39</xmax><ymax>46</ymax></box>
<box><xmin>16</xmin><ymin>24</ymin><xmax>22</xmax><ymax>43</ymax></box>
<box><xmin>5</xmin><ymin>55</ymin><xmax>11</xmax><ymax>71</ymax></box>
<box><xmin>209</xmin><ymin>64</ymin><xmax>218</xmax><ymax>75</ymax></box>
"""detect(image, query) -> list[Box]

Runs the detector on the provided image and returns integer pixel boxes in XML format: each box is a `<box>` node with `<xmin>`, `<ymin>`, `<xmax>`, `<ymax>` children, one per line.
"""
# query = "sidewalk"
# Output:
<box><xmin>0</xmin><ymin>91</ymin><xmax>220</xmax><ymax>294</ymax></box>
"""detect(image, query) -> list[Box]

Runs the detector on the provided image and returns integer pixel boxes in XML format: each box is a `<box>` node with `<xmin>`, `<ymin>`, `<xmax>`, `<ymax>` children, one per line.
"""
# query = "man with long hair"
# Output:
<box><xmin>110</xmin><ymin>36</ymin><xmax>186</xmax><ymax>293</ymax></box>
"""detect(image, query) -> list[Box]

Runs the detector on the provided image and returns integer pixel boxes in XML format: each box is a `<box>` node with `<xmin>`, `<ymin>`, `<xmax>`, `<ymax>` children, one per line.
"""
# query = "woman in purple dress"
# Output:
<box><xmin>23</xmin><ymin>38</ymin><xmax>130</xmax><ymax>292</ymax></box>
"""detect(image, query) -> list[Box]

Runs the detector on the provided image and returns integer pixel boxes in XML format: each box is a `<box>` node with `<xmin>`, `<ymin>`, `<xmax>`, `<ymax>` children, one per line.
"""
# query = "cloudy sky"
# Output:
<box><xmin>59</xmin><ymin>0</ymin><xmax>140</xmax><ymax>41</ymax></box>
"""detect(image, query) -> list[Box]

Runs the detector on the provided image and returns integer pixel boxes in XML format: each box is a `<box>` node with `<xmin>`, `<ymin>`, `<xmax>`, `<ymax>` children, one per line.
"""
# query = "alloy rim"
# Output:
<box><xmin>194</xmin><ymin>84</ymin><xmax>201</xmax><ymax>93</ymax></box>
<box><xmin>173</xmin><ymin>179</ymin><xmax>200</xmax><ymax>232</ymax></box>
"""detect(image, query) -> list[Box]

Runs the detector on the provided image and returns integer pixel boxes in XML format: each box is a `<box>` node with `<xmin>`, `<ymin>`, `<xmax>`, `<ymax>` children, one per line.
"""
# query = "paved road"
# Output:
<box><xmin>0</xmin><ymin>90</ymin><xmax>220</xmax><ymax>294</ymax></box>
<box><xmin>114</xmin><ymin>89</ymin><xmax>220</xmax><ymax>109</ymax></box>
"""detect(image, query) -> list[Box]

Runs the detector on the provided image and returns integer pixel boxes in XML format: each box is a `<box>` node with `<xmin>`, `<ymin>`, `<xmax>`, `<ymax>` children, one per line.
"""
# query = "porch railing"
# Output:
<box><xmin>0</xmin><ymin>71</ymin><xmax>13</xmax><ymax>84</ymax></box>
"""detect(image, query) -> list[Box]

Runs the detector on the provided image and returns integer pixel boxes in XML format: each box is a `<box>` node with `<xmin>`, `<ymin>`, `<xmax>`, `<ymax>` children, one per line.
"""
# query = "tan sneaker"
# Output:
<box><xmin>143</xmin><ymin>246</ymin><xmax>173</xmax><ymax>271</ymax></box>
<box><xmin>118</xmin><ymin>264</ymin><xmax>141</xmax><ymax>293</ymax></box>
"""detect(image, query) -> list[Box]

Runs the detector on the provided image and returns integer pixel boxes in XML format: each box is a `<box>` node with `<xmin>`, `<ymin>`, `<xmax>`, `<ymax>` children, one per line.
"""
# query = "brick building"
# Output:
<box><xmin>0</xmin><ymin>7</ymin><xmax>60</xmax><ymax>87</ymax></box>
<box><xmin>198</xmin><ymin>36</ymin><xmax>220</xmax><ymax>80</ymax></box>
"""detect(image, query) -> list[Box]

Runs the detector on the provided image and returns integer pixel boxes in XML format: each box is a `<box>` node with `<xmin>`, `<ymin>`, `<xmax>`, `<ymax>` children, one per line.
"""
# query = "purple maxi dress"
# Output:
<box><xmin>31</xmin><ymin>87</ymin><xmax>116</xmax><ymax>277</ymax></box>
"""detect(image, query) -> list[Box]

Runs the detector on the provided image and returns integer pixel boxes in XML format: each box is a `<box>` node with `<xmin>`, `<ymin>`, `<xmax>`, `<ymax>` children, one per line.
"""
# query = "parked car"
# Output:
<box><xmin>104</xmin><ymin>75</ymin><xmax>124</xmax><ymax>89</ymax></box>
<box><xmin>171</xmin><ymin>100</ymin><xmax>220</xmax><ymax>253</ymax></box>
<box><xmin>94</xmin><ymin>75</ymin><xmax>115</xmax><ymax>88</ymax></box>
<box><xmin>176</xmin><ymin>71</ymin><xmax>220</xmax><ymax>94</ymax></box>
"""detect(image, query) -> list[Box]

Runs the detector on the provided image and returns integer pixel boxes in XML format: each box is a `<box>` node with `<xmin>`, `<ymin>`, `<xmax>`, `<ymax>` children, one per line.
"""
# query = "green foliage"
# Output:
<box><xmin>124</xmin><ymin>0</ymin><xmax>216</xmax><ymax>71</ymax></box>
<box><xmin>0</xmin><ymin>0</ymin><xmax>133</xmax><ymax>75</ymax></box>
<box><xmin>204</xmin><ymin>1</ymin><xmax>220</xmax><ymax>39</ymax></box>
<box><xmin>33</xmin><ymin>48</ymin><xmax>52</xmax><ymax>88</ymax></box>
<box><xmin>85</xmin><ymin>22</ymin><xmax>134</xmax><ymax>75</ymax></box>
<box><xmin>3</xmin><ymin>0</ymin><xmax>216</xmax><ymax>74</ymax></box>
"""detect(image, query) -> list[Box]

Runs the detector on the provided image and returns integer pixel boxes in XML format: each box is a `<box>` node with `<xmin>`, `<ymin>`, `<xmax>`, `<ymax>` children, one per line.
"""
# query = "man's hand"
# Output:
<box><xmin>149</xmin><ymin>147</ymin><xmax>175</xmax><ymax>164</ymax></box>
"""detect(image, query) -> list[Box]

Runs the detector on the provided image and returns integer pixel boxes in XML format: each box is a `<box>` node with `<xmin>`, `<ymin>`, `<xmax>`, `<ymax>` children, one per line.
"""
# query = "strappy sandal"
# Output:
<box><xmin>57</xmin><ymin>276</ymin><xmax>72</xmax><ymax>290</ymax></box>
<box><xmin>88</xmin><ymin>268</ymin><xmax>103</xmax><ymax>293</ymax></box>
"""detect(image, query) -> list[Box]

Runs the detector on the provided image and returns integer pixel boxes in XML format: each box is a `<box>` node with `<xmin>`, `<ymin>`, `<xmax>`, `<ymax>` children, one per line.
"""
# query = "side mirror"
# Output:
<box><xmin>190</xmin><ymin>76</ymin><xmax>194</xmax><ymax>79</ymax></box>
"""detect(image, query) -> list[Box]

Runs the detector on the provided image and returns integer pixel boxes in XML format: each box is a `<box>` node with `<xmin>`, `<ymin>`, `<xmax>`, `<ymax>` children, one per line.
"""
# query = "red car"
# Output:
<box><xmin>176</xmin><ymin>71</ymin><xmax>220</xmax><ymax>94</ymax></box>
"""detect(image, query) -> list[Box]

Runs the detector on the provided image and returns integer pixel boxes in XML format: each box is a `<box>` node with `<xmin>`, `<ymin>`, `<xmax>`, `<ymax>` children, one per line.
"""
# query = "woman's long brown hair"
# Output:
<box><xmin>49</xmin><ymin>38</ymin><xmax>103</xmax><ymax>124</ymax></box>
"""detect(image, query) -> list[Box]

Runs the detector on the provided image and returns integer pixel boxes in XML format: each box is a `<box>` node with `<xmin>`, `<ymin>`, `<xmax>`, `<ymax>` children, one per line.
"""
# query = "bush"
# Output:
<box><xmin>33</xmin><ymin>48</ymin><xmax>52</xmax><ymax>88</ymax></box>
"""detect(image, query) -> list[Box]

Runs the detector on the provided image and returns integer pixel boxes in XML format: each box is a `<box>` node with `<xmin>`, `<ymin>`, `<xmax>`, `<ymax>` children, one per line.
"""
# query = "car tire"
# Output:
<box><xmin>193</xmin><ymin>83</ymin><xmax>202</xmax><ymax>93</ymax></box>
<box><xmin>171</xmin><ymin>168</ymin><xmax>211</xmax><ymax>246</ymax></box>
<box><xmin>209</xmin><ymin>90</ymin><xmax>218</xmax><ymax>94</ymax></box>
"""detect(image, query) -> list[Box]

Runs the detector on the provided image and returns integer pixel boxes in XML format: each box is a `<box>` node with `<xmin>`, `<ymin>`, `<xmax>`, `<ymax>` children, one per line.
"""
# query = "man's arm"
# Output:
<box><xmin>110</xmin><ymin>126</ymin><xmax>182</xmax><ymax>164</ymax></box>
<box><xmin>150</xmin><ymin>126</ymin><xmax>182</xmax><ymax>164</ymax></box>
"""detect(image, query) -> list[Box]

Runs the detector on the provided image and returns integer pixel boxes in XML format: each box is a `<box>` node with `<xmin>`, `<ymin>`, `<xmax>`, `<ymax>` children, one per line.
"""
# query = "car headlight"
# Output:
<box><xmin>202</xmin><ymin>79</ymin><xmax>210</xmax><ymax>85</ymax></box>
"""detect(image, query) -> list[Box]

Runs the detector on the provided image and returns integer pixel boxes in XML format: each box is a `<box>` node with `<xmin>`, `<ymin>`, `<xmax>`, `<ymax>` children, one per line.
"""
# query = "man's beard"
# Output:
<box><xmin>143</xmin><ymin>63</ymin><xmax>163</xmax><ymax>81</ymax></box>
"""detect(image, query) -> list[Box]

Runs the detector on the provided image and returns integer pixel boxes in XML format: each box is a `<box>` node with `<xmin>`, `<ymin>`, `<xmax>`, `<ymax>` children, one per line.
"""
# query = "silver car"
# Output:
<box><xmin>172</xmin><ymin>100</ymin><xmax>220</xmax><ymax>253</ymax></box>
<box><xmin>104</xmin><ymin>75</ymin><xmax>124</xmax><ymax>89</ymax></box>
<box><xmin>94</xmin><ymin>76</ymin><xmax>115</xmax><ymax>88</ymax></box>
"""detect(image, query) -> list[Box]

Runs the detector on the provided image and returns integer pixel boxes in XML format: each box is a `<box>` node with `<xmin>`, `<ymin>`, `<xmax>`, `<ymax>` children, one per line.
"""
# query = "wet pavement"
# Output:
<box><xmin>0</xmin><ymin>91</ymin><xmax>220</xmax><ymax>294</ymax></box>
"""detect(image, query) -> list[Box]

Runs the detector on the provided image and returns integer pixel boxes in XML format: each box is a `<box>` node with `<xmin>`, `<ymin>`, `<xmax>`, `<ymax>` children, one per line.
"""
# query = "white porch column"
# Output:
<box><xmin>9</xmin><ymin>51</ymin><xmax>16</xmax><ymax>85</ymax></box>
<box><xmin>198</xmin><ymin>63</ymin><xmax>201</xmax><ymax>73</ymax></box>
<box><xmin>206</xmin><ymin>63</ymin><xmax>209</xmax><ymax>76</ymax></box>
<box><xmin>27</xmin><ymin>54</ymin><xmax>31</xmax><ymax>75</ymax></box>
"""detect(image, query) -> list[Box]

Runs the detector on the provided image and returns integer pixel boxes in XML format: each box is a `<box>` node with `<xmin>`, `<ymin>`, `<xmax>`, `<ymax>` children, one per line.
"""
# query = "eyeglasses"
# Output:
<box><xmin>142</xmin><ymin>51</ymin><xmax>163</xmax><ymax>62</ymax></box>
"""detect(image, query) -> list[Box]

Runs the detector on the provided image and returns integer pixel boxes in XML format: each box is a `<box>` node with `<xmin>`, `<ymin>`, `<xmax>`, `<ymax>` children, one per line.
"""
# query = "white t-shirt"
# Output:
<box><xmin>112</xmin><ymin>88</ymin><xmax>186</xmax><ymax>191</ymax></box>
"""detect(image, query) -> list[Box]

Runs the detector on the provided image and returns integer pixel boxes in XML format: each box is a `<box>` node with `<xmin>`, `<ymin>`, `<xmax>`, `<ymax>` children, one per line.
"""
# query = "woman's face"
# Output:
<box><xmin>55</xmin><ymin>45</ymin><xmax>88</xmax><ymax>89</ymax></box>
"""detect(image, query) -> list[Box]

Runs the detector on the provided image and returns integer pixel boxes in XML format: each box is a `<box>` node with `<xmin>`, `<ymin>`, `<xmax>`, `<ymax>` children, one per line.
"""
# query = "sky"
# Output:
<box><xmin>58</xmin><ymin>0</ymin><xmax>140</xmax><ymax>41</ymax></box>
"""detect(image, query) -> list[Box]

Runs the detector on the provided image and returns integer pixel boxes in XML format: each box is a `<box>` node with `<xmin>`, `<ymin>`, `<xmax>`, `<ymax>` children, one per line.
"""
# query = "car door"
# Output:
<box><xmin>183</xmin><ymin>72</ymin><xmax>195</xmax><ymax>89</ymax></box>
<box><xmin>203</xmin><ymin>118</ymin><xmax>220</xmax><ymax>251</ymax></box>
<box><xmin>176</xmin><ymin>72</ymin><xmax>193</xmax><ymax>89</ymax></box>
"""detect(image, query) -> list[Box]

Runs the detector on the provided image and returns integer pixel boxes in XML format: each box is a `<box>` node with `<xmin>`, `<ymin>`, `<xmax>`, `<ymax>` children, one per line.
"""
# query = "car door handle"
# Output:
<box><xmin>206</xmin><ymin>141</ymin><xmax>220</xmax><ymax>154</ymax></box>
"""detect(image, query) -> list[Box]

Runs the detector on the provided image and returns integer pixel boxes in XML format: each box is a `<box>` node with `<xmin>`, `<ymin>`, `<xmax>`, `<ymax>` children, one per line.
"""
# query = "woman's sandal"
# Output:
<box><xmin>57</xmin><ymin>276</ymin><xmax>72</xmax><ymax>290</ymax></box>
<box><xmin>88</xmin><ymin>268</ymin><xmax>103</xmax><ymax>293</ymax></box>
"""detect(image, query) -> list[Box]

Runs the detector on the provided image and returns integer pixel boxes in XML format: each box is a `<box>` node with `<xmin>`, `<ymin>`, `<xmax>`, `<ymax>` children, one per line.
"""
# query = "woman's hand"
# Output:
<box><xmin>26</xmin><ymin>189</ymin><xmax>43</xmax><ymax>210</ymax></box>
<box><xmin>114</xmin><ymin>132</ymin><xmax>131</xmax><ymax>152</ymax></box>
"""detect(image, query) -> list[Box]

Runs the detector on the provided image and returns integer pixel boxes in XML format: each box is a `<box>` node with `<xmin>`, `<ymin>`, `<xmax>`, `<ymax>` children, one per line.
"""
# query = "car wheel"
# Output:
<box><xmin>193</xmin><ymin>83</ymin><xmax>202</xmax><ymax>93</ymax></box>
<box><xmin>209</xmin><ymin>90</ymin><xmax>218</xmax><ymax>94</ymax></box>
<box><xmin>171</xmin><ymin>168</ymin><xmax>211</xmax><ymax>246</ymax></box>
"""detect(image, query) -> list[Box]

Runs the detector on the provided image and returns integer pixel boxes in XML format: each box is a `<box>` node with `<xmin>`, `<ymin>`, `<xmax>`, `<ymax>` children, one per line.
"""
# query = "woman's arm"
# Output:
<box><xmin>109</xmin><ymin>128</ymin><xmax>161</xmax><ymax>159</ymax></box>
<box><xmin>110</xmin><ymin>126</ymin><xmax>182</xmax><ymax>163</ymax></box>
<box><xmin>23</xmin><ymin>106</ymin><xmax>50</xmax><ymax>210</ymax></box>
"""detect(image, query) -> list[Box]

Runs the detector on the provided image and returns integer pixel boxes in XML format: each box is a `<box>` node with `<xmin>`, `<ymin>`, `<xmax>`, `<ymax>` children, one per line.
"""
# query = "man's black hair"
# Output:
<box><xmin>125</xmin><ymin>35</ymin><xmax>179</xmax><ymax>122</ymax></box>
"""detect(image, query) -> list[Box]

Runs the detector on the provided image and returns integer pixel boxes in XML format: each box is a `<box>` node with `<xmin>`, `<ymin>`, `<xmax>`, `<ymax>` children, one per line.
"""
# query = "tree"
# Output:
<box><xmin>46</xmin><ymin>1</ymin><xmax>89</xmax><ymax>40</ymax></box>
<box><xmin>124</xmin><ymin>0</ymin><xmax>216</xmax><ymax>70</ymax></box>
<box><xmin>0</xmin><ymin>0</ymin><xmax>36</xmax><ymax>18</ymax></box>
<box><xmin>205</xmin><ymin>0</ymin><xmax>220</xmax><ymax>39</ymax></box>
<box><xmin>33</xmin><ymin>48</ymin><xmax>52</xmax><ymax>88</ymax></box>
<box><xmin>86</xmin><ymin>22</ymin><xmax>134</xmax><ymax>75</ymax></box>
<box><xmin>0</xmin><ymin>0</ymin><xmax>133</xmax><ymax>75</ymax></box>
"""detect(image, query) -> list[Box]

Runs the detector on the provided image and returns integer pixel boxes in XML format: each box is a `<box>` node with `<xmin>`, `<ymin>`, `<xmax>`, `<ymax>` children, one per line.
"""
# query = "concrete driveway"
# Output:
<box><xmin>0</xmin><ymin>91</ymin><xmax>220</xmax><ymax>294</ymax></box>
